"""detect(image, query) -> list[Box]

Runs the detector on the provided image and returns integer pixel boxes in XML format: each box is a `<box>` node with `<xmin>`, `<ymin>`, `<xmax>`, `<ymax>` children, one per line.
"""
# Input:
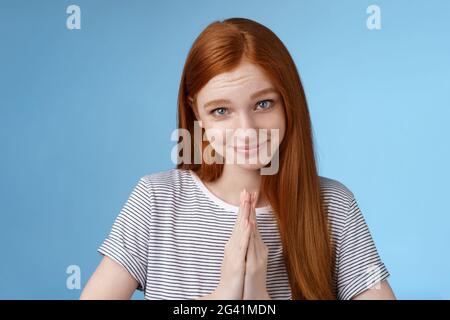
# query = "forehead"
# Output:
<box><xmin>196</xmin><ymin>61</ymin><xmax>274</xmax><ymax>101</ymax></box>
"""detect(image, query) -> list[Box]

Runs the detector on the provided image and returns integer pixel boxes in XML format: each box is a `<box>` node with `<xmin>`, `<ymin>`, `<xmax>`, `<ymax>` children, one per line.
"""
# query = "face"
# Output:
<box><xmin>193</xmin><ymin>60</ymin><xmax>286</xmax><ymax>171</ymax></box>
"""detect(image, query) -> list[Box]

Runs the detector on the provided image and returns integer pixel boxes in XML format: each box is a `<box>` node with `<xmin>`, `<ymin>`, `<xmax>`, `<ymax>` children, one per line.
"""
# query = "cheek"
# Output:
<box><xmin>263</xmin><ymin>109</ymin><xmax>286</xmax><ymax>148</ymax></box>
<box><xmin>260</xmin><ymin>109</ymin><xmax>286</xmax><ymax>135</ymax></box>
<box><xmin>274</xmin><ymin>106</ymin><xmax>286</xmax><ymax>128</ymax></box>
<box><xmin>274</xmin><ymin>107</ymin><xmax>286</xmax><ymax>135</ymax></box>
<box><xmin>277</xmin><ymin>114</ymin><xmax>286</xmax><ymax>142</ymax></box>
<box><xmin>202</xmin><ymin>118</ymin><xmax>239</xmax><ymax>143</ymax></box>
<box><xmin>203</xmin><ymin>125</ymin><xmax>228</xmax><ymax>148</ymax></box>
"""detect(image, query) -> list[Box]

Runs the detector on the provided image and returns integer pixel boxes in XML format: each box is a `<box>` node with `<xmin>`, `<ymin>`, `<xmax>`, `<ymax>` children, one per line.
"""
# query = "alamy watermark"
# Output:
<box><xmin>364</xmin><ymin>264</ymin><xmax>383</xmax><ymax>290</ymax></box>
<box><xmin>66</xmin><ymin>5</ymin><xmax>81</xmax><ymax>30</ymax></box>
<box><xmin>66</xmin><ymin>264</ymin><xmax>81</xmax><ymax>290</ymax></box>
<box><xmin>171</xmin><ymin>121</ymin><xmax>280</xmax><ymax>175</ymax></box>
<box><xmin>367</xmin><ymin>5</ymin><xmax>382</xmax><ymax>30</ymax></box>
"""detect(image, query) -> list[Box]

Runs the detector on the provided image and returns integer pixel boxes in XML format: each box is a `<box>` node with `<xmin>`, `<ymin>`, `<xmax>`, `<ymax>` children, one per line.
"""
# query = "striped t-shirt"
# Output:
<box><xmin>98</xmin><ymin>168</ymin><xmax>390</xmax><ymax>300</ymax></box>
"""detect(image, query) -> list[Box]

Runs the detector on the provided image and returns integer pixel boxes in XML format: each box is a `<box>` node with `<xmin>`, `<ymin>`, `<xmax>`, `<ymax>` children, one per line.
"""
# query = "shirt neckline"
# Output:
<box><xmin>188</xmin><ymin>169</ymin><xmax>272</xmax><ymax>214</ymax></box>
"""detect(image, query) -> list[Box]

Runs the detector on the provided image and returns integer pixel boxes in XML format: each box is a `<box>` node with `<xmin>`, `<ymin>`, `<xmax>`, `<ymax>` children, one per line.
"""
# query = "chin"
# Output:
<box><xmin>224</xmin><ymin>151</ymin><xmax>274</xmax><ymax>171</ymax></box>
<box><xmin>235</xmin><ymin>162</ymin><xmax>267</xmax><ymax>171</ymax></box>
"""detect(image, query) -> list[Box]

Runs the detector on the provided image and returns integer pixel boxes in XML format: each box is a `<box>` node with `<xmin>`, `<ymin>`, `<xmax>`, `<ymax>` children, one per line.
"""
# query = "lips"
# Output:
<box><xmin>235</xmin><ymin>144</ymin><xmax>260</xmax><ymax>151</ymax></box>
<box><xmin>234</xmin><ymin>140</ymin><xmax>269</xmax><ymax>152</ymax></box>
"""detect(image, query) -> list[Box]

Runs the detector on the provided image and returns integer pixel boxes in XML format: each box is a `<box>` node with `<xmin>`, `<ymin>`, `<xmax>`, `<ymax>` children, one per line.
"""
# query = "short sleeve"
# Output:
<box><xmin>97</xmin><ymin>177</ymin><xmax>152</xmax><ymax>291</ymax></box>
<box><xmin>336</xmin><ymin>193</ymin><xmax>390</xmax><ymax>300</ymax></box>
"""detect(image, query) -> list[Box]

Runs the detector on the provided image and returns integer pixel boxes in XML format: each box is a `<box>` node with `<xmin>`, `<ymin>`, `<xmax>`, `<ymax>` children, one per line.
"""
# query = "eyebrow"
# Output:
<box><xmin>202</xmin><ymin>87</ymin><xmax>278</xmax><ymax>109</ymax></box>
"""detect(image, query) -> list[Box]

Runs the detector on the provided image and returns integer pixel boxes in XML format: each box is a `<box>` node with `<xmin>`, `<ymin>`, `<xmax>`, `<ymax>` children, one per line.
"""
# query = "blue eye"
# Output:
<box><xmin>211</xmin><ymin>107</ymin><xmax>228</xmax><ymax>116</ymax></box>
<box><xmin>256</xmin><ymin>99</ymin><xmax>274</xmax><ymax>110</ymax></box>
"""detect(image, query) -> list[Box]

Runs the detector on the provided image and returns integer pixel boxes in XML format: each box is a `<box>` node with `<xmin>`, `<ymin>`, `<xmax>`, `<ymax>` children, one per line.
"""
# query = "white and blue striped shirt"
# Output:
<box><xmin>98</xmin><ymin>168</ymin><xmax>389</xmax><ymax>300</ymax></box>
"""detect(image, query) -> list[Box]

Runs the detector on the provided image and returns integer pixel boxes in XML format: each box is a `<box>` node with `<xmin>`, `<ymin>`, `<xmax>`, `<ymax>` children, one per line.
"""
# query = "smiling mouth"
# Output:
<box><xmin>234</xmin><ymin>140</ymin><xmax>269</xmax><ymax>152</ymax></box>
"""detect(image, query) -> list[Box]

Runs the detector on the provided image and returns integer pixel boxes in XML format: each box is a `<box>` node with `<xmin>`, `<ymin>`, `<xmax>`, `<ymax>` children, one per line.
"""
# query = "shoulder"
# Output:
<box><xmin>319</xmin><ymin>176</ymin><xmax>371</xmax><ymax>245</ymax></box>
<box><xmin>136</xmin><ymin>168</ymin><xmax>206</xmax><ymax>217</ymax></box>
<box><xmin>141</xmin><ymin>168</ymin><xmax>190</xmax><ymax>184</ymax></box>
<box><xmin>318</xmin><ymin>176</ymin><xmax>359</xmax><ymax>233</ymax></box>
<box><xmin>138</xmin><ymin>168</ymin><xmax>194</xmax><ymax>200</ymax></box>
<box><xmin>319</xmin><ymin>175</ymin><xmax>356</xmax><ymax>210</ymax></box>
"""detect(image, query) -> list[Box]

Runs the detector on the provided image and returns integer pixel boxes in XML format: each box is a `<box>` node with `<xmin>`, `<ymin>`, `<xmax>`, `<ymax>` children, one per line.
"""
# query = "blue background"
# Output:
<box><xmin>0</xmin><ymin>0</ymin><xmax>449</xmax><ymax>299</ymax></box>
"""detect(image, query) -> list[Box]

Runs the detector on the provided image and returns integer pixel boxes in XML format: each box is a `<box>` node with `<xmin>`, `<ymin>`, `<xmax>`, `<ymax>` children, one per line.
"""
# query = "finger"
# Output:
<box><xmin>241</xmin><ymin>190</ymin><xmax>251</xmax><ymax>226</ymax></box>
<box><xmin>250</xmin><ymin>191</ymin><xmax>256</xmax><ymax>225</ymax></box>
<box><xmin>252</xmin><ymin>191</ymin><xmax>261</xmax><ymax>229</ymax></box>
<box><xmin>253</xmin><ymin>190</ymin><xmax>259</xmax><ymax>206</ymax></box>
<box><xmin>250</xmin><ymin>192</ymin><xmax>257</xmax><ymax>240</ymax></box>
<box><xmin>236</xmin><ymin>193</ymin><xmax>251</xmax><ymax>237</ymax></box>
<box><xmin>250</xmin><ymin>194</ymin><xmax>264</xmax><ymax>252</ymax></box>
<box><xmin>246</xmin><ymin>220</ymin><xmax>256</xmax><ymax>261</ymax></box>
<box><xmin>238</xmin><ymin>217</ymin><xmax>253</xmax><ymax>259</ymax></box>
<box><xmin>253</xmin><ymin>190</ymin><xmax>259</xmax><ymax>207</ymax></box>
<box><xmin>248</xmin><ymin>192</ymin><xmax>258</xmax><ymax>241</ymax></box>
<box><xmin>235</xmin><ymin>189</ymin><xmax>246</xmax><ymax>226</ymax></box>
<box><xmin>234</xmin><ymin>189</ymin><xmax>249</xmax><ymax>233</ymax></box>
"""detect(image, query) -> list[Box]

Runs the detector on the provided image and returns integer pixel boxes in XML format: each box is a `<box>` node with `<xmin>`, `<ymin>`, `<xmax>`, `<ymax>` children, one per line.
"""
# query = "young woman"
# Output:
<box><xmin>81</xmin><ymin>18</ymin><xmax>395</xmax><ymax>300</ymax></box>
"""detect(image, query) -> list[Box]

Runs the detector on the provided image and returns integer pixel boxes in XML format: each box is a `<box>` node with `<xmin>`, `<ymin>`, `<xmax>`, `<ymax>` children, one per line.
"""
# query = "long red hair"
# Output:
<box><xmin>176</xmin><ymin>18</ymin><xmax>335</xmax><ymax>299</ymax></box>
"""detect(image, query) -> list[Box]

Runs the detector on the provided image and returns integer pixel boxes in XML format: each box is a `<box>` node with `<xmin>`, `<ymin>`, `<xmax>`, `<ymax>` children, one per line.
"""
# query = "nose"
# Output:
<box><xmin>234</xmin><ymin>111</ymin><xmax>259</xmax><ymax>146</ymax></box>
<box><xmin>237</xmin><ymin>110</ymin><xmax>256</xmax><ymax>130</ymax></box>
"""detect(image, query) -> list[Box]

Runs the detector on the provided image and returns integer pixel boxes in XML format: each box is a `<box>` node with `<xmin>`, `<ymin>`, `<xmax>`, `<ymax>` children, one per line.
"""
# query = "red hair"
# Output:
<box><xmin>177</xmin><ymin>18</ymin><xmax>335</xmax><ymax>299</ymax></box>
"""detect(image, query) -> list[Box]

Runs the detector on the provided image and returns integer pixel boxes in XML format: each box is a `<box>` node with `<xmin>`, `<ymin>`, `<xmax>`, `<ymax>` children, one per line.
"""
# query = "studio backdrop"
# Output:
<box><xmin>0</xmin><ymin>0</ymin><xmax>449</xmax><ymax>299</ymax></box>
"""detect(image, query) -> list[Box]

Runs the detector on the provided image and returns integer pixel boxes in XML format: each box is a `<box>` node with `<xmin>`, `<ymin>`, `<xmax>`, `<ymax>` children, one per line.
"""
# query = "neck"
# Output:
<box><xmin>205</xmin><ymin>164</ymin><xmax>268</xmax><ymax>208</ymax></box>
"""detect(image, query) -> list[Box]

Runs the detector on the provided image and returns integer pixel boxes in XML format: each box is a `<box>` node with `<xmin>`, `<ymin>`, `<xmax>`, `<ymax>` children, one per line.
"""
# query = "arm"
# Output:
<box><xmin>352</xmin><ymin>279</ymin><xmax>396</xmax><ymax>300</ymax></box>
<box><xmin>80</xmin><ymin>256</ymin><xmax>138</xmax><ymax>300</ymax></box>
<box><xmin>195</xmin><ymin>292</ymin><xmax>218</xmax><ymax>300</ymax></box>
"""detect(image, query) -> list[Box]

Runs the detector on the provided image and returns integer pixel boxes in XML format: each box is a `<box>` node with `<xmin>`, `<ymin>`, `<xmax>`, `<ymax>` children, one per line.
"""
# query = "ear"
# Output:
<box><xmin>187</xmin><ymin>96</ymin><xmax>194</xmax><ymax>106</ymax></box>
<box><xmin>188</xmin><ymin>96</ymin><xmax>203</xmax><ymax>128</ymax></box>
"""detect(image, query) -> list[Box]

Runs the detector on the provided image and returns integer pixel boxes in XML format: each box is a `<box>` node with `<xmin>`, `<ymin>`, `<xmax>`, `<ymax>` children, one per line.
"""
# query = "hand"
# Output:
<box><xmin>212</xmin><ymin>189</ymin><xmax>253</xmax><ymax>299</ymax></box>
<box><xmin>243</xmin><ymin>191</ymin><xmax>271</xmax><ymax>300</ymax></box>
